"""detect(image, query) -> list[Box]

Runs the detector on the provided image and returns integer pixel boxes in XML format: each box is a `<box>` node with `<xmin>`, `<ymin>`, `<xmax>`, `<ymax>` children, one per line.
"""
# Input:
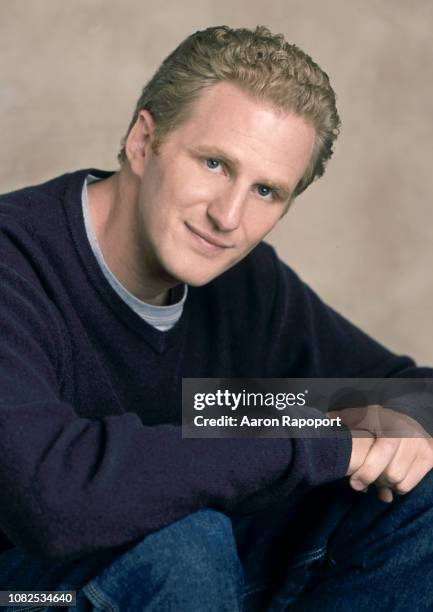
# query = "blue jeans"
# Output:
<box><xmin>1</xmin><ymin>472</ymin><xmax>433</xmax><ymax>611</ymax></box>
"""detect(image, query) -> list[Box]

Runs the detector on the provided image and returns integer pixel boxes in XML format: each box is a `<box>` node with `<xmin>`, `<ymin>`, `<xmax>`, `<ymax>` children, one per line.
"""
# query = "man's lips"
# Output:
<box><xmin>185</xmin><ymin>223</ymin><xmax>233</xmax><ymax>249</ymax></box>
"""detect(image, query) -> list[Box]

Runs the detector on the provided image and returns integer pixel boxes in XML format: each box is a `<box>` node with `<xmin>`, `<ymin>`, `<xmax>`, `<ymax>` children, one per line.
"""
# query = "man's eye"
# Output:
<box><xmin>257</xmin><ymin>184</ymin><xmax>273</xmax><ymax>199</ymax></box>
<box><xmin>206</xmin><ymin>159</ymin><xmax>221</xmax><ymax>170</ymax></box>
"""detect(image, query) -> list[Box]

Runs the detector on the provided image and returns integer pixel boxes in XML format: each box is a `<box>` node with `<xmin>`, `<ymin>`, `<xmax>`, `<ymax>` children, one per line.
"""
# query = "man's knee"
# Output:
<box><xmin>81</xmin><ymin>510</ymin><xmax>244</xmax><ymax>611</ymax></box>
<box><xmin>145</xmin><ymin>509</ymin><xmax>241</xmax><ymax>579</ymax></box>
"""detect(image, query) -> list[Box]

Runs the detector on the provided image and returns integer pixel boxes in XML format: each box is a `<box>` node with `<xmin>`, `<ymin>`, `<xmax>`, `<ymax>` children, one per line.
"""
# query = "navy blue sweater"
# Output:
<box><xmin>0</xmin><ymin>169</ymin><xmax>430</xmax><ymax>562</ymax></box>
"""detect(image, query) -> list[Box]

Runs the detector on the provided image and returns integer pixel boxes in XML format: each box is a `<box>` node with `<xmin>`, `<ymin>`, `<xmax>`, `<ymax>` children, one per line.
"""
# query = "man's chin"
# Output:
<box><xmin>171</xmin><ymin>272</ymin><xmax>219</xmax><ymax>288</ymax></box>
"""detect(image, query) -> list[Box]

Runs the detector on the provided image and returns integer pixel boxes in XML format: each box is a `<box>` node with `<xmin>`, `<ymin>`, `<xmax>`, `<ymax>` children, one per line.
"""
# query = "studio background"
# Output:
<box><xmin>0</xmin><ymin>0</ymin><xmax>431</xmax><ymax>363</ymax></box>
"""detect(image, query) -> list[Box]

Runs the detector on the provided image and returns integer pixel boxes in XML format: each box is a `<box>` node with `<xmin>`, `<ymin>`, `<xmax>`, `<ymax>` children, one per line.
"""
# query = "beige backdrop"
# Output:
<box><xmin>1</xmin><ymin>0</ymin><xmax>432</xmax><ymax>363</ymax></box>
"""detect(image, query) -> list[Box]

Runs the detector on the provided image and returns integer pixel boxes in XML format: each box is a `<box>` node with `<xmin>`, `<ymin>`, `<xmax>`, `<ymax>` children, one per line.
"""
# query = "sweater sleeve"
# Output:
<box><xmin>264</xmin><ymin>245</ymin><xmax>433</xmax><ymax>432</ymax></box>
<box><xmin>0</xmin><ymin>262</ymin><xmax>351</xmax><ymax>562</ymax></box>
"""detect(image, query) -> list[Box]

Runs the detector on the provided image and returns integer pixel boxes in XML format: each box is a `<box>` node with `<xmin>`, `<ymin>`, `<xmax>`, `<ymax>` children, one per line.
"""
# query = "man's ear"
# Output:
<box><xmin>124</xmin><ymin>110</ymin><xmax>156</xmax><ymax>176</ymax></box>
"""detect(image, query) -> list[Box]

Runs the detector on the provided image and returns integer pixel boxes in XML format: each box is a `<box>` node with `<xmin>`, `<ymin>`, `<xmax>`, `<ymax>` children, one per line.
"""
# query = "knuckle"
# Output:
<box><xmin>384</xmin><ymin>469</ymin><xmax>405</xmax><ymax>485</ymax></box>
<box><xmin>357</xmin><ymin>463</ymin><xmax>377</xmax><ymax>482</ymax></box>
<box><xmin>379</xmin><ymin>439</ymin><xmax>397</xmax><ymax>453</ymax></box>
<box><xmin>395</xmin><ymin>482</ymin><xmax>411</xmax><ymax>495</ymax></box>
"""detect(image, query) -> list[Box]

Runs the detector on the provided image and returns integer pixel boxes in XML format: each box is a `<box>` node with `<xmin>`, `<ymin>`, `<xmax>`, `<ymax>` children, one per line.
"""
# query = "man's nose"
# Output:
<box><xmin>206</xmin><ymin>184</ymin><xmax>247</xmax><ymax>232</ymax></box>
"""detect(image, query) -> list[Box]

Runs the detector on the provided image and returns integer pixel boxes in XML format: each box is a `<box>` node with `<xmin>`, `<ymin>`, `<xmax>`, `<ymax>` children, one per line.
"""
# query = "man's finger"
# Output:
<box><xmin>350</xmin><ymin>438</ymin><xmax>399</xmax><ymax>490</ymax></box>
<box><xmin>379</xmin><ymin>444</ymin><xmax>418</xmax><ymax>489</ymax></box>
<box><xmin>375</xmin><ymin>485</ymin><xmax>394</xmax><ymax>503</ymax></box>
<box><xmin>392</xmin><ymin>458</ymin><xmax>433</xmax><ymax>495</ymax></box>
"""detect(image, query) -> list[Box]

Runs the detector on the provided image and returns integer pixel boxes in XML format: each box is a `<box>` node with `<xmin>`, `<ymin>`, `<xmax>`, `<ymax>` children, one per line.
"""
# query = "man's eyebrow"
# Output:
<box><xmin>189</xmin><ymin>145</ymin><xmax>239</xmax><ymax>169</ymax></box>
<box><xmin>189</xmin><ymin>145</ymin><xmax>294</xmax><ymax>199</ymax></box>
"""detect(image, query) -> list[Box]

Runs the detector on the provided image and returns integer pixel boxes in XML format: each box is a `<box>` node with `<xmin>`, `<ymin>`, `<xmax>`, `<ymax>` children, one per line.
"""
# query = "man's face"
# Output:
<box><xmin>131</xmin><ymin>81</ymin><xmax>315</xmax><ymax>286</ymax></box>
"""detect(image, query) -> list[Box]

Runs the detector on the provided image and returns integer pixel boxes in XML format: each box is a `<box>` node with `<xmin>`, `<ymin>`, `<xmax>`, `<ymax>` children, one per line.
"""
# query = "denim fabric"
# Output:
<box><xmin>274</xmin><ymin>471</ymin><xmax>433</xmax><ymax>611</ymax></box>
<box><xmin>1</xmin><ymin>473</ymin><xmax>433</xmax><ymax>611</ymax></box>
<box><xmin>243</xmin><ymin>471</ymin><xmax>433</xmax><ymax>611</ymax></box>
<box><xmin>0</xmin><ymin>509</ymin><xmax>243</xmax><ymax>612</ymax></box>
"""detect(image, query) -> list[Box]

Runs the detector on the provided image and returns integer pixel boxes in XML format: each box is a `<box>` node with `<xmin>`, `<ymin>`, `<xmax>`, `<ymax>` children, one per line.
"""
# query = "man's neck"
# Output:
<box><xmin>87</xmin><ymin>171</ymin><xmax>176</xmax><ymax>306</ymax></box>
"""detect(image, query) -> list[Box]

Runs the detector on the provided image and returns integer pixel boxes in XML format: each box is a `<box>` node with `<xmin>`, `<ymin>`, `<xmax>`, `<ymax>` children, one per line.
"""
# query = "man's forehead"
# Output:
<box><xmin>170</xmin><ymin>82</ymin><xmax>315</xmax><ymax>193</ymax></box>
<box><xmin>180</xmin><ymin>82</ymin><xmax>314</xmax><ymax>150</ymax></box>
<box><xmin>183</xmin><ymin>81</ymin><xmax>284</xmax><ymax>130</ymax></box>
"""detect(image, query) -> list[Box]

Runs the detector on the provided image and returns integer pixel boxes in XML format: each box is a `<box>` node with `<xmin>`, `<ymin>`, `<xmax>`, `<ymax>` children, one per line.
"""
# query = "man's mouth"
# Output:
<box><xmin>185</xmin><ymin>222</ymin><xmax>233</xmax><ymax>253</ymax></box>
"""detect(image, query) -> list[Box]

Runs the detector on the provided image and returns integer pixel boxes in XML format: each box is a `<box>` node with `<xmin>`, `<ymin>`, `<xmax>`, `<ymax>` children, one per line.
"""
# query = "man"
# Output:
<box><xmin>0</xmin><ymin>25</ymin><xmax>432</xmax><ymax>611</ymax></box>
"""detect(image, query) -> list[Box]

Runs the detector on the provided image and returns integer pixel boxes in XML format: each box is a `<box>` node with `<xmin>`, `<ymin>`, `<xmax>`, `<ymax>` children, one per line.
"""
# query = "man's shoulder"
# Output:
<box><xmin>0</xmin><ymin>168</ymin><xmax>94</xmax><ymax>230</ymax></box>
<box><xmin>0</xmin><ymin>168</ymin><xmax>113</xmax><ymax>262</ymax></box>
<box><xmin>0</xmin><ymin>169</ymin><xmax>94</xmax><ymax>290</ymax></box>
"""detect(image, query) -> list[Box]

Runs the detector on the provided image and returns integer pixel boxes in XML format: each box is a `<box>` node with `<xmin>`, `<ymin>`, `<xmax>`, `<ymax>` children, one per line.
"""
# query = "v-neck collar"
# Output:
<box><xmin>63</xmin><ymin>168</ymin><xmax>189</xmax><ymax>353</ymax></box>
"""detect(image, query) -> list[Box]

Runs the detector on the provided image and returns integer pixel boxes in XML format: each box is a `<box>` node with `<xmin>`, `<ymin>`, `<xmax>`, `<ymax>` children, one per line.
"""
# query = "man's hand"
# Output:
<box><xmin>328</xmin><ymin>405</ymin><xmax>433</xmax><ymax>503</ymax></box>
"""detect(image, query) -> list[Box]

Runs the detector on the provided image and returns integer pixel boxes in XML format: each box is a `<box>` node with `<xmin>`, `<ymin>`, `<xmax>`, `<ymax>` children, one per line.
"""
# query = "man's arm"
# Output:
<box><xmin>265</xmin><ymin>245</ymin><xmax>433</xmax><ymax>500</ymax></box>
<box><xmin>0</xmin><ymin>263</ymin><xmax>352</xmax><ymax>562</ymax></box>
